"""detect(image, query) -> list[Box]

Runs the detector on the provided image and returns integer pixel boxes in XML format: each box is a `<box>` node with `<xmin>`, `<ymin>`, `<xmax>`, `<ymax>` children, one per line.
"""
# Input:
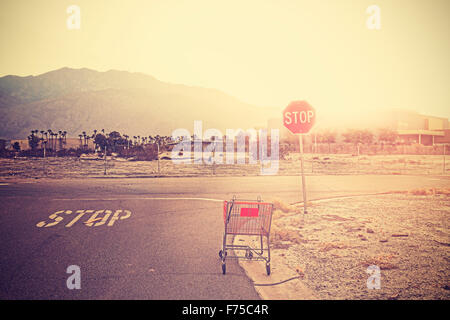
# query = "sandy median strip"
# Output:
<box><xmin>237</xmin><ymin>192</ymin><xmax>449</xmax><ymax>300</ymax></box>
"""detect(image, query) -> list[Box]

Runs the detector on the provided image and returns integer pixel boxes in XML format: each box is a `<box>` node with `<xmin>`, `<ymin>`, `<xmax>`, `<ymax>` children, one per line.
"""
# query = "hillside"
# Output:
<box><xmin>0</xmin><ymin>68</ymin><xmax>276</xmax><ymax>138</ymax></box>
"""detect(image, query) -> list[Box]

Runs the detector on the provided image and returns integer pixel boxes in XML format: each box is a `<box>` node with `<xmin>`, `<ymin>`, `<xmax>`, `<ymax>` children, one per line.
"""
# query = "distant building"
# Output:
<box><xmin>389</xmin><ymin>110</ymin><xmax>449</xmax><ymax>145</ymax></box>
<box><xmin>267</xmin><ymin>110</ymin><xmax>449</xmax><ymax>146</ymax></box>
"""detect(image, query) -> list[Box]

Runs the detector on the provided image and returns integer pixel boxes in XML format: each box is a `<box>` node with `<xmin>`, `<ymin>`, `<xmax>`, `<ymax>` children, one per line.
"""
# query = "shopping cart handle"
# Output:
<box><xmin>226</xmin><ymin>202</ymin><xmax>234</xmax><ymax>223</ymax></box>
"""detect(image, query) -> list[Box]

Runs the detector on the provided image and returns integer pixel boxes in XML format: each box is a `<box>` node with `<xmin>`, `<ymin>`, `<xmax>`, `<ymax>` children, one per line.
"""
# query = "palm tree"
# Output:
<box><xmin>50</xmin><ymin>132</ymin><xmax>55</xmax><ymax>153</ymax></box>
<box><xmin>44</xmin><ymin>132</ymin><xmax>48</xmax><ymax>149</ymax></box>
<box><xmin>58</xmin><ymin>131</ymin><xmax>63</xmax><ymax>150</ymax></box>
<box><xmin>49</xmin><ymin>132</ymin><xmax>53</xmax><ymax>151</ymax></box>
<box><xmin>47</xmin><ymin>130</ymin><xmax>52</xmax><ymax>150</ymax></box>
<box><xmin>82</xmin><ymin>131</ymin><xmax>87</xmax><ymax>149</ymax></box>
<box><xmin>30</xmin><ymin>130</ymin><xmax>38</xmax><ymax>150</ymax></box>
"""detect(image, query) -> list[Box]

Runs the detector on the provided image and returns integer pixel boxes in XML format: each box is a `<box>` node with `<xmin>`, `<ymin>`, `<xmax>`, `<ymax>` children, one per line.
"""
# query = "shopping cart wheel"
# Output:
<box><xmin>222</xmin><ymin>262</ymin><xmax>226</xmax><ymax>275</ymax></box>
<box><xmin>266</xmin><ymin>263</ymin><xmax>271</xmax><ymax>276</ymax></box>
<box><xmin>219</xmin><ymin>250</ymin><xmax>227</xmax><ymax>259</ymax></box>
<box><xmin>245</xmin><ymin>250</ymin><xmax>253</xmax><ymax>260</ymax></box>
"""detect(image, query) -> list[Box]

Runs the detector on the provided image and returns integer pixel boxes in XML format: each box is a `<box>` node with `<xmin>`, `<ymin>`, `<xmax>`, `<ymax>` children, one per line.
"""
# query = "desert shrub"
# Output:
<box><xmin>319</xmin><ymin>242</ymin><xmax>348</xmax><ymax>252</ymax></box>
<box><xmin>271</xmin><ymin>198</ymin><xmax>294</xmax><ymax>213</ymax></box>
<box><xmin>271</xmin><ymin>227</ymin><xmax>306</xmax><ymax>246</ymax></box>
<box><xmin>360</xmin><ymin>254</ymin><xmax>398</xmax><ymax>270</ymax></box>
<box><xmin>130</xmin><ymin>145</ymin><xmax>158</xmax><ymax>161</ymax></box>
<box><xmin>18</xmin><ymin>149</ymin><xmax>41</xmax><ymax>157</ymax></box>
<box><xmin>435</xmin><ymin>188</ymin><xmax>450</xmax><ymax>196</ymax></box>
<box><xmin>68</xmin><ymin>148</ymin><xmax>84</xmax><ymax>157</ymax></box>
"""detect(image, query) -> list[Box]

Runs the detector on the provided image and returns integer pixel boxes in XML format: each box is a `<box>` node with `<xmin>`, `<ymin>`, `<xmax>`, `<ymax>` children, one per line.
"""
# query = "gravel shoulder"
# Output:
<box><xmin>238</xmin><ymin>192</ymin><xmax>450</xmax><ymax>300</ymax></box>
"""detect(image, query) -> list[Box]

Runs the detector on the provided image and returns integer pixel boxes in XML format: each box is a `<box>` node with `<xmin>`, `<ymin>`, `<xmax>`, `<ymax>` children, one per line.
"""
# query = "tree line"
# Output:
<box><xmin>0</xmin><ymin>129</ymin><xmax>174</xmax><ymax>160</ymax></box>
<box><xmin>0</xmin><ymin>127</ymin><xmax>405</xmax><ymax>159</ymax></box>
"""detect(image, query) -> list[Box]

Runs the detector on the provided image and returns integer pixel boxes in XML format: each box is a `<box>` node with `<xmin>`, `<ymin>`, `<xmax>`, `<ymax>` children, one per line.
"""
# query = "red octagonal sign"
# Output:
<box><xmin>283</xmin><ymin>100</ymin><xmax>316</xmax><ymax>134</ymax></box>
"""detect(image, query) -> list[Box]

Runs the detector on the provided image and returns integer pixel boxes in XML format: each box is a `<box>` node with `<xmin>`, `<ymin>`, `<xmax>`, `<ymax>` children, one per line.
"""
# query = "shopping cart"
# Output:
<box><xmin>219</xmin><ymin>196</ymin><xmax>274</xmax><ymax>275</ymax></box>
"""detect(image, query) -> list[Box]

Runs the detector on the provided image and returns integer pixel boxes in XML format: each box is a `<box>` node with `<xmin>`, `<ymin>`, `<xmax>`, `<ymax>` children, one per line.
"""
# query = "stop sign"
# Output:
<box><xmin>283</xmin><ymin>101</ymin><xmax>316</xmax><ymax>134</ymax></box>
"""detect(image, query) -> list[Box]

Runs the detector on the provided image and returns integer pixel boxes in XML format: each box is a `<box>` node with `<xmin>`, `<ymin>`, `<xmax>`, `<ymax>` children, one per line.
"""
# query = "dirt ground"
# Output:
<box><xmin>0</xmin><ymin>153</ymin><xmax>448</xmax><ymax>178</ymax></box>
<box><xmin>238</xmin><ymin>192</ymin><xmax>449</xmax><ymax>300</ymax></box>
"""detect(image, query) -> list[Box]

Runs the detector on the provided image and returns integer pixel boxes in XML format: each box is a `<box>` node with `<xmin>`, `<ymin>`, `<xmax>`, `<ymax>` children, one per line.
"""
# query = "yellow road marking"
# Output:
<box><xmin>52</xmin><ymin>197</ymin><xmax>223</xmax><ymax>202</ymax></box>
<box><xmin>65</xmin><ymin>210</ymin><xmax>87</xmax><ymax>228</ymax></box>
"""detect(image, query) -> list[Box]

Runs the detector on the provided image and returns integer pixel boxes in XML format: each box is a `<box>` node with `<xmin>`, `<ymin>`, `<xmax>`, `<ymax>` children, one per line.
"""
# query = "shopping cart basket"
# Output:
<box><xmin>219</xmin><ymin>196</ymin><xmax>274</xmax><ymax>275</ymax></box>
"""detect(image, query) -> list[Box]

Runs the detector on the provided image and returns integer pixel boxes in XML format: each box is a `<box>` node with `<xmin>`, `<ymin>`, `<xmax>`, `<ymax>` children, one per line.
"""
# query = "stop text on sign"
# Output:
<box><xmin>284</xmin><ymin>110</ymin><xmax>314</xmax><ymax>125</ymax></box>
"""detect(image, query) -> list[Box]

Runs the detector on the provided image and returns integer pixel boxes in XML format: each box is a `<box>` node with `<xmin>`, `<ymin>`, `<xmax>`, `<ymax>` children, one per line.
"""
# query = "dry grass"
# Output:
<box><xmin>271</xmin><ymin>198</ymin><xmax>295</xmax><ymax>213</ymax></box>
<box><xmin>360</xmin><ymin>254</ymin><xmax>399</xmax><ymax>270</ymax></box>
<box><xmin>387</xmin><ymin>190</ymin><xmax>409</xmax><ymax>194</ymax></box>
<box><xmin>271</xmin><ymin>227</ymin><xmax>306</xmax><ymax>246</ymax></box>
<box><xmin>386</xmin><ymin>188</ymin><xmax>450</xmax><ymax>196</ymax></box>
<box><xmin>318</xmin><ymin>242</ymin><xmax>348</xmax><ymax>252</ymax></box>
<box><xmin>434</xmin><ymin>188</ymin><xmax>450</xmax><ymax>196</ymax></box>
<box><xmin>409</xmin><ymin>189</ymin><xmax>434</xmax><ymax>196</ymax></box>
<box><xmin>269</xmin><ymin>198</ymin><xmax>305</xmax><ymax>220</ymax></box>
<box><xmin>408</xmin><ymin>188</ymin><xmax>450</xmax><ymax>196</ymax></box>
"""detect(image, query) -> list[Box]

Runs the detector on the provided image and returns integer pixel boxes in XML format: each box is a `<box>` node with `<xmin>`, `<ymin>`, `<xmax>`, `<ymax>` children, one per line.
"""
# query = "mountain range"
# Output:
<box><xmin>0</xmin><ymin>68</ymin><xmax>276</xmax><ymax>139</ymax></box>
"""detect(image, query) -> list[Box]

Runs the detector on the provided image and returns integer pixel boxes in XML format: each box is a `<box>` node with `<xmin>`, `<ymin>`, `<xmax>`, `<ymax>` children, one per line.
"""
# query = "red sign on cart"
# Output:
<box><xmin>240</xmin><ymin>207</ymin><xmax>259</xmax><ymax>217</ymax></box>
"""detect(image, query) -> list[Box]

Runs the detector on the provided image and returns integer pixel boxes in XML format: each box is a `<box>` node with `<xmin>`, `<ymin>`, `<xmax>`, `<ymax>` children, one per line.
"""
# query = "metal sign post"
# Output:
<box><xmin>157</xmin><ymin>142</ymin><xmax>160</xmax><ymax>175</ymax></box>
<box><xmin>444</xmin><ymin>144</ymin><xmax>446</xmax><ymax>175</ymax></box>
<box><xmin>282</xmin><ymin>100</ymin><xmax>316</xmax><ymax>215</ymax></box>
<box><xmin>43</xmin><ymin>141</ymin><xmax>47</xmax><ymax>176</ymax></box>
<box><xmin>299</xmin><ymin>134</ymin><xmax>308</xmax><ymax>214</ymax></box>
<box><xmin>104</xmin><ymin>145</ymin><xmax>107</xmax><ymax>175</ymax></box>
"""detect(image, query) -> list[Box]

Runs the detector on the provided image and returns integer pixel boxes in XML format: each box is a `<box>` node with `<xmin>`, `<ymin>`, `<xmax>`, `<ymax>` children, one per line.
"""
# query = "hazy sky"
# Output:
<box><xmin>0</xmin><ymin>0</ymin><xmax>449</xmax><ymax>120</ymax></box>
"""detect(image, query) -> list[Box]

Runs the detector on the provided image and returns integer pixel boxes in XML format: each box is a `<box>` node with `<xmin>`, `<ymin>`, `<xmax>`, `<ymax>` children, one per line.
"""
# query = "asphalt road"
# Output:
<box><xmin>0</xmin><ymin>174</ymin><xmax>448</xmax><ymax>299</ymax></box>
